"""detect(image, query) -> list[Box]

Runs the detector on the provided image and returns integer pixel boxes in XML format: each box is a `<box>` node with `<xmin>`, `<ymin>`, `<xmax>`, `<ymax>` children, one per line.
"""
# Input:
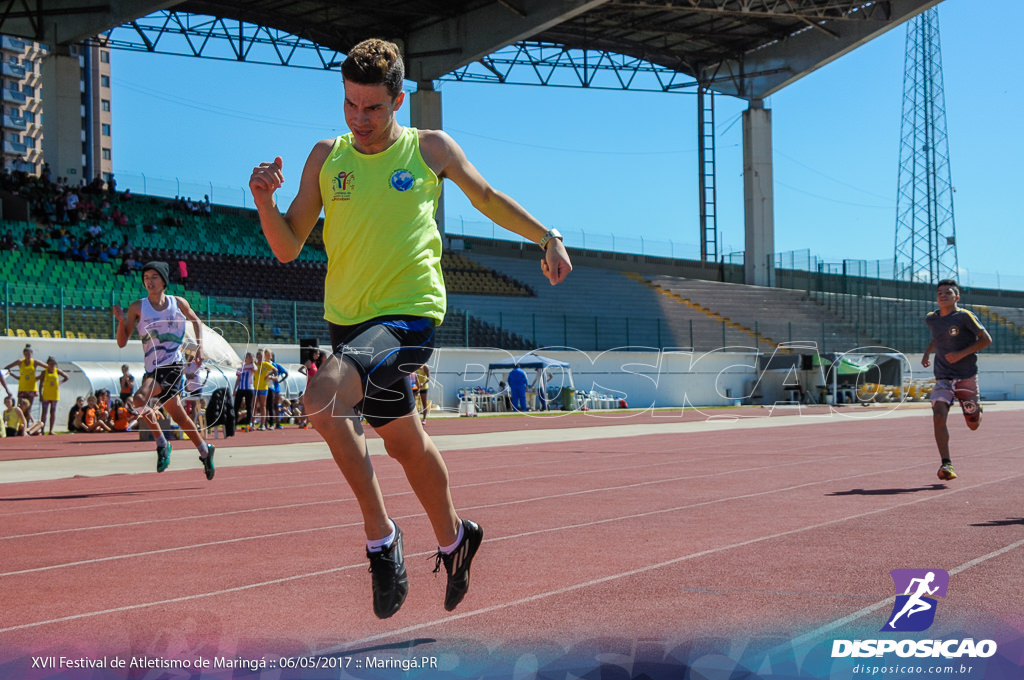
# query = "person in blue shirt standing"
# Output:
<box><xmin>507</xmin><ymin>365</ymin><xmax>528</xmax><ymax>412</ymax></box>
<box><xmin>266</xmin><ymin>349</ymin><xmax>288</xmax><ymax>429</ymax></box>
<box><xmin>922</xmin><ymin>279</ymin><xmax>992</xmax><ymax>482</ymax></box>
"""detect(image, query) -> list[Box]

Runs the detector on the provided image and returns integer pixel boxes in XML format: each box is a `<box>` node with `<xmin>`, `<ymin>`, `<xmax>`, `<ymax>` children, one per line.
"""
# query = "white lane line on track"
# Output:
<box><xmin>0</xmin><ymin>448</ymin><xmax>641</xmax><ymax>519</ymax></box>
<box><xmin>0</xmin><ymin>440</ymin><xmax>852</xmax><ymax>541</ymax></box>
<box><xmin>4</xmin><ymin>466</ymin><xmax>1019</xmax><ymax>633</ymax></box>
<box><xmin>2</xmin><ymin>449</ymin><xmax>855</xmax><ymax>569</ymax></box>
<box><xmin>0</xmin><ymin>406</ymin><xmax>950</xmax><ymax>485</ymax></box>
<box><xmin>322</xmin><ymin>475</ymin><xmax>1024</xmax><ymax>654</ymax></box>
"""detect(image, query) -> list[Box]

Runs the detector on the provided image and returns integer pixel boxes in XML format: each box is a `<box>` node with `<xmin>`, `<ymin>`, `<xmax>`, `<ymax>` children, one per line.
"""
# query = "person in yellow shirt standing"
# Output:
<box><xmin>252</xmin><ymin>349</ymin><xmax>277</xmax><ymax>431</ymax></box>
<box><xmin>4</xmin><ymin>344</ymin><xmax>46</xmax><ymax>414</ymax></box>
<box><xmin>249</xmin><ymin>38</ymin><xmax>572</xmax><ymax>619</ymax></box>
<box><xmin>37</xmin><ymin>356</ymin><xmax>69</xmax><ymax>435</ymax></box>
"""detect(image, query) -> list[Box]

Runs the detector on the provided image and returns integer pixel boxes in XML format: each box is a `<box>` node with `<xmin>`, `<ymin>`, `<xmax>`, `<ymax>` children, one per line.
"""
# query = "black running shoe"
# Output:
<box><xmin>433</xmin><ymin>519</ymin><xmax>483</xmax><ymax>611</ymax></box>
<box><xmin>366</xmin><ymin>521</ymin><xmax>409</xmax><ymax>619</ymax></box>
<box><xmin>156</xmin><ymin>441</ymin><xmax>171</xmax><ymax>473</ymax></box>
<box><xmin>201</xmin><ymin>444</ymin><xmax>215</xmax><ymax>480</ymax></box>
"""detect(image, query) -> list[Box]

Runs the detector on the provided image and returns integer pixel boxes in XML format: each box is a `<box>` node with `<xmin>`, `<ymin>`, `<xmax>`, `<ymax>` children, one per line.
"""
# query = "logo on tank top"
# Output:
<box><xmin>331</xmin><ymin>171</ymin><xmax>354</xmax><ymax>201</ymax></box>
<box><xmin>390</xmin><ymin>169</ymin><xmax>414</xmax><ymax>192</ymax></box>
<box><xmin>948</xmin><ymin>327</ymin><xmax>959</xmax><ymax>336</ymax></box>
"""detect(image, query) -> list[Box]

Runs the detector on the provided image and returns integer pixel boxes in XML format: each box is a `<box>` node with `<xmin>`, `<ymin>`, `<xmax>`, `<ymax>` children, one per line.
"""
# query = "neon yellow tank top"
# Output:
<box><xmin>4</xmin><ymin>408</ymin><xmax>21</xmax><ymax>430</ymax></box>
<box><xmin>319</xmin><ymin>127</ymin><xmax>445</xmax><ymax>326</ymax></box>
<box><xmin>41</xmin><ymin>367</ymin><xmax>61</xmax><ymax>402</ymax></box>
<box><xmin>18</xmin><ymin>358</ymin><xmax>36</xmax><ymax>392</ymax></box>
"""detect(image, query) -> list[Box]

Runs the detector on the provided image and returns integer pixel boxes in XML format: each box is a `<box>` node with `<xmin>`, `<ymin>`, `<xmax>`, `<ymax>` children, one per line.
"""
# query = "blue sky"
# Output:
<box><xmin>110</xmin><ymin>0</ymin><xmax>1022</xmax><ymax>290</ymax></box>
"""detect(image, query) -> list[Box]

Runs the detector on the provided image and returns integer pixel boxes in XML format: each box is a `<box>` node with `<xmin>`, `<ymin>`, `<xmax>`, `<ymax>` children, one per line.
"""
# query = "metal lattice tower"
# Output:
<box><xmin>893</xmin><ymin>7</ymin><xmax>958</xmax><ymax>284</ymax></box>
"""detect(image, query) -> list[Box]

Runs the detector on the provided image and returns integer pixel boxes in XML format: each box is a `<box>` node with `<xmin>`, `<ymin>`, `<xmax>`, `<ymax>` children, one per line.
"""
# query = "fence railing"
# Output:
<box><xmin>8</xmin><ymin>280</ymin><xmax>1019</xmax><ymax>356</ymax></box>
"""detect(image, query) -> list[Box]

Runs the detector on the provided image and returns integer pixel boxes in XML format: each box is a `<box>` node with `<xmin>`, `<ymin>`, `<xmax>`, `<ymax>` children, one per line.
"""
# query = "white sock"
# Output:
<box><xmin>440</xmin><ymin>521</ymin><xmax>465</xmax><ymax>555</ymax></box>
<box><xmin>155</xmin><ymin>434</ymin><xmax>168</xmax><ymax>448</ymax></box>
<box><xmin>366</xmin><ymin>520</ymin><xmax>397</xmax><ymax>553</ymax></box>
<box><xmin>198</xmin><ymin>442</ymin><xmax>209</xmax><ymax>457</ymax></box>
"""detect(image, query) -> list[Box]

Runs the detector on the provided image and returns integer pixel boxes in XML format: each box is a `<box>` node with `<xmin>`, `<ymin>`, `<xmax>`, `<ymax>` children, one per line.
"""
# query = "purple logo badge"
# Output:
<box><xmin>882</xmin><ymin>569</ymin><xmax>949</xmax><ymax>632</ymax></box>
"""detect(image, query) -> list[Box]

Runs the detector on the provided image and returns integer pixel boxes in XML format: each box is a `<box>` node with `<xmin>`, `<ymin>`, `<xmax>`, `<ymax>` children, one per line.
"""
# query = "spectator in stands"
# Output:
<box><xmin>182</xmin><ymin>351</ymin><xmax>209</xmax><ymax>424</ymax></box>
<box><xmin>291</xmin><ymin>398</ymin><xmax>308</xmax><ymax>428</ymax></box>
<box><xmin>265</xmin><ymin>349</ymin><xmax>288</xmax><ymax>429</ymax></box>
<box><xmin>118</xmin><ymin>364</ymin><xmax>135</xmax><ymax>405</ymax></box>
<box><xmin>110</xmin><ymin>399</ymin><xmax>137</xmax><ymax>432</ymax></box>
<box><xmin>276</xmin><ymin>396</ymin><xmax>292</xmax><ymax>424</ymax></box>
<box><xmin>922</xmin><ymin>279</ymin><xmax>993</xmax><ymax>482</ymax></box>
<box><xmin>113</xmin><ymin>261</ymin><xmax>216</xmax><ymax>479</ymax></box>
<box><xmin>413</xmin><ymin>365</ymin><xmax>430</xmax><ymax>424</ymax></box>
<box><xmin>252</xmin><ymin>349</ymin><xmax>277</xmax><ymax>430</ymax></box>
<box><xmin>54</xmin><ymin>190</ymin><xmax>67</xmax><ymax>224</ymax></box>
<box><xmin>531</xmin><ymin>368</ymin><xmax>553</xmax><ymax>411</ymax></box>
<box><xmin>4</xmin><ymin>395</ymin><xmax>26</xmax><ymax>437</ymax></box>
<box><xmin>118</xmin><ymin>254</ymin><xmax>141</xmax><ymax>275</ymax></box>
<box><xmin>5</xmin><ymin>344</ymin><xmax>46</xmax><ymax>413</ymax></box>
<box><xmin>37</xmin><ymin>356</ymin><xmax>69</xmax><ymax>436</ymax></box>
<box><xmin>111</xmin><ymin>206</ymin><xmax>128</xmax><ymax>227</ymax></box>
<box><xmin>18</xmin><ymin>397</ymin><xmax>44</xmax><ymax>435</ymax></box>
<box><xmin>497</xmin><ymin>380</ymin><xmax>511</xmax><ymax>411</ymax></box>
<box><xmin>234</xmin><ymin>352</ymin><xmax>256</xmax><ymax>431</ymax></box>
<box><xmin>54</xmin><ymin>230</ymin><xmax>70</xmax><ymax>258</ymax></box>
<box><xmin>507</xmin><ymin>365</ymin><xmax>529</xmax><ymax>412</ymax></box>
<box><xmin>29</xmin><ymin>227</ymin><xmax>48</xmax><ymax>253</ymax></box>
<box><xmin>80</xmin><ymin>394</ymin><xmax>111</xmax><ymax>433</ymax></box>
<box><xmin>95</xmin><ymin>389</ymin><xmax>112</xmax><ymax>425</ymax></box>
<box><xmin>249</xmin><ymin>38</ymin><xmax>572</xmax><ymax>619</ymax></box>
<box><xmin>65</xmin><ymin>191</ymin><xmax>80</xmax><ymax>223</ymax></box>
<box><xmin>0</xmin><ymin>229</ymin><xmax>16</xmax><ymax>251</ymax></box>
<box><xmin>67</xmin><ymin>395</ymin><xmax>87</xmax><ymax>433</ymax></box>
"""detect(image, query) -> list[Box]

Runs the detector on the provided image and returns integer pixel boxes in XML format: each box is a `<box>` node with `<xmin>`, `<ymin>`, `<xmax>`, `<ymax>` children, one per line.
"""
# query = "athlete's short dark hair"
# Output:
<box><xmin>936</xmin><ymin>278</ymin><xmax>959</xmax><ymax>294</ymax></box>
<box><xmin>341</xmin><ymin>38</ymin><xmax>404</xmax><ymax>99</ymax></box>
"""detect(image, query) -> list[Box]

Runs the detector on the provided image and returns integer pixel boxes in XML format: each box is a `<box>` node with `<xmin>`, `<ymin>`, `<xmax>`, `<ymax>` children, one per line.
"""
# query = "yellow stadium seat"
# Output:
<box><xmin>16</xmin><ymin>329</ymin><xmax>27</xmax><ymax>337</ymax></box>
<box><xmin>53</xmin><ymin>330</ymin><xmax>62</xmax><ymax>338</ymax></box>
<box><xmin>40</xmin><ymin>330</ymin><xmax>52</xmax><ymax>338</ymax></box>
<box><xmin>4</xmin><ymin>328</ymin><xmax>13</xmax><ymax>337</ymax></box>
<box><xmin>28</xmin><ymin>329</ymin><xmax>40</xmax><ymax>337</ymax></box>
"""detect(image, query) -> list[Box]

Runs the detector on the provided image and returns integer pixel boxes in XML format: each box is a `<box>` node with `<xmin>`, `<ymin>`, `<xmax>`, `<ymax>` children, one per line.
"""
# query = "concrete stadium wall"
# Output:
<box><xmin>5</xmin><ymin>337</ymin><xmax>1023</xmax><ymax>433</ymax></box>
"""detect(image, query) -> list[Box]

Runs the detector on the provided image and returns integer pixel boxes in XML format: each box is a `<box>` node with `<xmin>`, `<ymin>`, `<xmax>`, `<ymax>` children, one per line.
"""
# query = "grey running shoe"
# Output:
<box><xmin>432</xmin><ymin>519</ymin><xmax>483</xmax><ymax>611</ymax></box>
<box><xmin>366</xmin><ymin>521</ymin><xmax>409</xmax><ymax>619</ymax></box>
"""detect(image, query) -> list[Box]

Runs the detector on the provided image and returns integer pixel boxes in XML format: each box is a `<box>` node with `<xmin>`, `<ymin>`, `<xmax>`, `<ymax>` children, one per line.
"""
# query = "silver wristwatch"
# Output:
<box><xmin>538</xmin><ymin>228</ymin><xmax>563</xmax><ymax>251</ymax></box>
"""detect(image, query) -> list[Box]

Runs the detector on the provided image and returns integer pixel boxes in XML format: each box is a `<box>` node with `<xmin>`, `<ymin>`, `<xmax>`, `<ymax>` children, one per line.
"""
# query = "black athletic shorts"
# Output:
<box><xmin>143</xmin><ymin>364</ymin><xmax>185</xmax><ymax>405</ymax></box>
<box><xmin>328</xmin><ymin>315</ymin><xmax>435</xmax><ymax>429</ymax></box>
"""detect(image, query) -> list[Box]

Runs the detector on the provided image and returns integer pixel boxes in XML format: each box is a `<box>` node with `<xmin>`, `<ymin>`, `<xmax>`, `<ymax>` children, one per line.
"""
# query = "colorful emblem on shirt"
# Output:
<box><xmin>331</xmin><ymin>171</ymin><xmax>354</xmax><ymax>201</ymax></box>
<box><xmin>390</xmin><ymin>169</ymin><xmax>414</xmax><ymax>191</ymax></box>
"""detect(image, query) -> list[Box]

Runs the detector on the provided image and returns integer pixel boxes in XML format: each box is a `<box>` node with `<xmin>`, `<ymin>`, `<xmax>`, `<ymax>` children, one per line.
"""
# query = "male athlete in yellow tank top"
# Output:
<box><xmin>250</xmin><ymin>38</ymin><xmax>572</xmax><ymax>620</ymax></box>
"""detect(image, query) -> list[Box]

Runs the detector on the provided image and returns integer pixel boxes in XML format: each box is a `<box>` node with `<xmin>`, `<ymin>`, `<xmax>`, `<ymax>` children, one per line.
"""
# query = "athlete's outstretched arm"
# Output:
<box><xmin>113</xmin><ymin>301</ymin><xmax>141</xmax><ymax>349</ymax></box>
<box><xmin>421</xmin><ymin>130</ymin><xmax>572</xmax><ymax>285</ymax></box>
<box><xmin>249</xmin><ymin>140</ymin><xmax>333</xmax><ymax>263</ymax></box>
<box><xmin>176</xmin><ymin>297</ymin><xmax>204</xmax><ymax>363</ymax></box>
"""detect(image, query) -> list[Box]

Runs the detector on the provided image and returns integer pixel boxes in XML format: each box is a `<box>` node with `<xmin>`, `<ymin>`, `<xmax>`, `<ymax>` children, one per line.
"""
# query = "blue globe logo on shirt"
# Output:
<box><xmin>390</xmin><ymin>169</ymin><xmax>415</xmax><ymax>192</ymax></box>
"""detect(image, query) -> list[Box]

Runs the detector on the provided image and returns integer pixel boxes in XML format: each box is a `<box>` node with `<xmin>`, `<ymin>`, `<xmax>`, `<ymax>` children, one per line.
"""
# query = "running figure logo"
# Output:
<box><xmin>882</xmin><ymin>569</ymin><xmax>949</xmax><ymax>632</ymax></box>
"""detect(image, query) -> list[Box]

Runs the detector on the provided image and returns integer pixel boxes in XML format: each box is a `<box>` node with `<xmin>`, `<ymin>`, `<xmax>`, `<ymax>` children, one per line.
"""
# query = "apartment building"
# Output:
<box><xmin>1</xmin><ymin>35</ymin><xmax>44</xmax><ymax>174</ymax></box>
<box><xmin>2</xmin><ymin>34</ymin><xmax>112</xmax><ymax>183</ymax></box>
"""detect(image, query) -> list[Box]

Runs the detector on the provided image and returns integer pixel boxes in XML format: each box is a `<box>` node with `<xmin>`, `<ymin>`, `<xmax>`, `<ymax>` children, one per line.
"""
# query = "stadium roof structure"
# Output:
<box><xmin>0</xmin><ymin>0</ymin><xmax>943</xmax><ymax>285</ymax></box>
<box><xmin>3</xmin><ymin>0</ymin><xmax>940</xmax><ymax>99</ymax></box>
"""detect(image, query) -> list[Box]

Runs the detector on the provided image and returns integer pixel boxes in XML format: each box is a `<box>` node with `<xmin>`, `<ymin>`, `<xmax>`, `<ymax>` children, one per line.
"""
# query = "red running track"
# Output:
<box><xmin>1</xmin><ymin>406</ymin><xmax>1022</xmax><ymax>677</ymax></box>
